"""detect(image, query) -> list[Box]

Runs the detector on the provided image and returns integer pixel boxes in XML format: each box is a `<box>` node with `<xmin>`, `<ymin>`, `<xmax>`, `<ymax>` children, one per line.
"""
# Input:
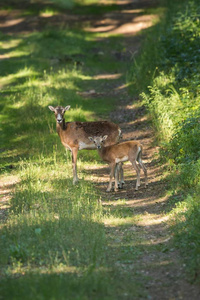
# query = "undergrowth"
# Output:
<box><xmin>128</xmin><ymin>0</ymin><xmax>200</xmax><ymax>281</ymax></box>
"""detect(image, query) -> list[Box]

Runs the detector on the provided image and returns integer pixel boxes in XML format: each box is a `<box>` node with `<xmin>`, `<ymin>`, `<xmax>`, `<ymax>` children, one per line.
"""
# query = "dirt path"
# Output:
<box><xmin>89</xmin><ymin>93</ymin><xmax>200</xmax><ymax>299</ymax></box>
<box><xmin>94</xmin><ymin>102</ymin><xmax>200</xmax><ymax>299</ymax></box>
<box><xmin>82</xmin><ymin>2</ymin><xmax>200</xmax><ymax>299</ymax></box>
<box><xmin>1</xmin><ymin>1</ymin><xmax>200</xmax><ymax>299</ymax></box>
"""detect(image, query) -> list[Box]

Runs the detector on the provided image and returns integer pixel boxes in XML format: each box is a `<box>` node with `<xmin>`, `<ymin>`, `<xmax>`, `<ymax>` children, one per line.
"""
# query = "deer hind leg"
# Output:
<box><xmin>138</xmin><ymin>158</ymin><xmax>148</xmax><ymax>188</ymax></box>
<box><xmin>71</xmin><ymin>147</ymin><xmax>79</xmax><ymax>185</ymax></box>
<box><xmin>117</xmin><ymin>162</ymin><xmax>124</xmax><ymax>189</ymax></box>
<box><xmin>114</xmin><ymin>163</ymin><xmax>122</xmax><ymax>191</ymax></box>
<box><xmin>131</xmin><ymin>160</ymin><xmax>140</xmax><ymax>190</ymax></box>
<box><xmin>137</xmin><ymin>150</ymin><xmax>148</xmax><ymax>188</ymax></box>
<box><xmin>120</xmin><ymin>163</ymin><xmax>125</xmax><ymax>187</ymax></box>
<box><xmin>107</xmin><ymin>162</ymin><xmax>116</xmax><ymax>192</ymax></box>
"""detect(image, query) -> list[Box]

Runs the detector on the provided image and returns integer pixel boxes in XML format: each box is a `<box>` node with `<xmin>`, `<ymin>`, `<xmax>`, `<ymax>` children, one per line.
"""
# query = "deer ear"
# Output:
<box><xmin>64</xmin><ymin>105</ymin><xmax>70</xmax><ymax>111</ymax></box>
<box><xmin>88</xmin><ymin>137</ymin><xmax>93</xmax><ymax>142</ymax></box>
<box><xmin>103</xmin><ymin>135</ymin><xmax>108</xmax><ymax>141</ymax></box>
<box><xmin>48</xmin><ymin>106</ymin><xmax>55</xmax><ymax>112</ymax></box>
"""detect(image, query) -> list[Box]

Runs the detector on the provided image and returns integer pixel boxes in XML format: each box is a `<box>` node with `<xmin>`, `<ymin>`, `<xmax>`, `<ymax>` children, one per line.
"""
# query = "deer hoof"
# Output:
<box><xmin>73</xmin><ymin>179</ymin><xmax>79</xmax><ymax>185</ymax></box>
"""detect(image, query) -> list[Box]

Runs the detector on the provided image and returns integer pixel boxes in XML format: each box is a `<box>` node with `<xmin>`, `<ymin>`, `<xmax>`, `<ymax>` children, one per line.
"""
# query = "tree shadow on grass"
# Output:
<box><xmin>0</xmin><ymin>268</ymin><xmax>113</xmax><ymax>300</ymax></box>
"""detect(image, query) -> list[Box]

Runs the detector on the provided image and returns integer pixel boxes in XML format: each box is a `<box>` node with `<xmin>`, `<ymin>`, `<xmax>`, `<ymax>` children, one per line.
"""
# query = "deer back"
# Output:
<box><xmin>100</xmin><ymin>140</ymin><xmax>141</xmax><ymax>163</ymax></box>
<box><xmin>57</xmin><ymin>121</ymin><xmax>121</xmax><ymax>150</ymax></box>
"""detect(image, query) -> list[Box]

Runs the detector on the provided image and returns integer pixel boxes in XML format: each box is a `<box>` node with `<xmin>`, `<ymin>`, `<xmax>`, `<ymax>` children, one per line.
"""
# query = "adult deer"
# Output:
<box><xmin>48</xmin><ymin>105</ymin><xmax>122</xmax><ymax>184</ymax></box>
<box><xmin>89</xmin><ymin>135</ymin><xmax>148</xmax><ymax>192</ymax></box>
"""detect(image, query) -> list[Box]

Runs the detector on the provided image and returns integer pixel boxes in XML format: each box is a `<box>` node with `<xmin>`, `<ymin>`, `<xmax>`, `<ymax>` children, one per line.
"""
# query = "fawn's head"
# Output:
<box><xmin>88</xmin><ymin>135</ymin><xmax>108</xmax><ymax>149</ymax></box>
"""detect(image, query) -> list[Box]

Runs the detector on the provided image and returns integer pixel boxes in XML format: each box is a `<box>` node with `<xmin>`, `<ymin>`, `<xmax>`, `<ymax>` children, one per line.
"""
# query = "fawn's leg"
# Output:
<box><xmin>138</xmin><ymin>158</ymin><xmax>148</xmax><ymax>188</ymax></box>
<box><xmin>114</xmin><ymin>164</ymin><xmax>119</xmax><ymax>191</ymax></box>
<box><xmin>131</xmin><ymin>160</ymin><xmax>140</xmax><ymax>190</ymax></box>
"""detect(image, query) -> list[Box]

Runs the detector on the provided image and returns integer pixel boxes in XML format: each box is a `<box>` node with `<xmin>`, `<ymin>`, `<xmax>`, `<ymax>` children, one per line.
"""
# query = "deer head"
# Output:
<box><xmin>48</xmin><ymin>105</ymin><xmax>70</xmax><ymax>124</ymax></box>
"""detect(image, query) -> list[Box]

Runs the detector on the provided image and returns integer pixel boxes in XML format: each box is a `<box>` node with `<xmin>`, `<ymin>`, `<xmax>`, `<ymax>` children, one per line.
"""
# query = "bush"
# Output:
<box><xmin>170</xmin><ymin>111</ymin><xmax>200</xmax><ymax>164</ymax></box>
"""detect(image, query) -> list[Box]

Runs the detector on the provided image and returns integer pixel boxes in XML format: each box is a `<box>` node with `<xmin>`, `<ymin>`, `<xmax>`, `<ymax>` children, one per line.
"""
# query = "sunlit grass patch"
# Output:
<box><xmin>0</xmin><ymin>38</ymin><xmax>22</xmax><ymax>50</ymax></box>
<box><xmin>103</xmin><ymin>203</ymin><xmax>142</xmax><ymax>227</ymax></box>
<box><xmin>0</xmin><ymin>156</ymin><xmax>105</xmax><ymax>270</ymax></box>
<box><xmin>39</xmin><ymin>8</ymin><xmax>59</xmax><ymax>17</ymax></box>
<box><xmin>104</xmin><ymin>216</ymin><xmax>138</xmax><ymax>227</ymax></box>
<box><xmin>0</xmin><ymin>67</ymin><xmax>38</xmax><ymax>88</ymax></box>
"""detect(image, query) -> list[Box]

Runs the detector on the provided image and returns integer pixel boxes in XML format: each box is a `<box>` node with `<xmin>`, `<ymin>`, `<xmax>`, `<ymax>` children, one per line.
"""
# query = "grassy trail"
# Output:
<box><xmin>1</xmin><ymin>0</ymin><xmax>200</xmax><ymax>299</ymax></box>
<box><xmin>79</xmin><ymin>3</ymin><xmax>200</xmax><ymax>299</ymax></box>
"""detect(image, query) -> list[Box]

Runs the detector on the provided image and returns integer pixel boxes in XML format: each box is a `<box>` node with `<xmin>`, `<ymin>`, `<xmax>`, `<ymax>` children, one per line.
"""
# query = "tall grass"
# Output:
<box><xmin>0</xmin><ymin>1</ymin><xmax>127</xmax><ymax>298</ymax></box>
<box><xmin>128</xmin><ymin>0</ymin><xmax>200</xmax><ymax>280</ymax></box>
<box><xmin>0</xmin><ymin>153</ymin><xmax>108</xmax><ymax>299</ymax></box>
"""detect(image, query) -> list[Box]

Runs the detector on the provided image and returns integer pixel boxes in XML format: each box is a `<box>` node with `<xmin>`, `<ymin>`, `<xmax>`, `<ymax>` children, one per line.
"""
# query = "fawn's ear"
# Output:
<box><xmin>48</xmin><ymin>106</ymin><xmax>55</xmax><ymax>112</ymax></box>
<box><xmin>88</xmin><ymin>137</ymin><xmax>94</xmax><ymax>142</ymax></box>
<box><xmin>64</xmin><ymin>105</ymin><xmax>70</xmax><ymax>111</ymax></box>
<box><xmin>103</xmin><ymin>135</ymin><xmax>108</xmax><ymax>141</ymax></box>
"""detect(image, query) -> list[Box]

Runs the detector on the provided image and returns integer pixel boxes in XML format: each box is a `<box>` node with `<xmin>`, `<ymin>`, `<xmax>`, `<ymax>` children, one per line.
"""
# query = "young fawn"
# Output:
<box><xmin>89</xmin><ymin>135</ymin><xmax>148</xmax><ymax>192</ymax></box>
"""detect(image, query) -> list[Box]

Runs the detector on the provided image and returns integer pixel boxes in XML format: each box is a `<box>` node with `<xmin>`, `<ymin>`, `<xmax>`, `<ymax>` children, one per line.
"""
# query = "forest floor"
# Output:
<box><xmin>1</xmin><ymin>0</ymin><xmax>200</xmax><ymax>299</ymax></box>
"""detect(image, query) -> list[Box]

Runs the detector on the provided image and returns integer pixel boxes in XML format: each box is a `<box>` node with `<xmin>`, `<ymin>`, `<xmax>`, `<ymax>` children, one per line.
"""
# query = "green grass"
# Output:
<box><xmin>128</xmin><ymin>0</ymin><xmax>200</xmax><ymax>281</ymax></box>
<box><xmin>0</xmin><ymin>156</ymin><xmax>109</xmax><ymax>299</ymax></box>
<box><xmin>3</xmin><ymin>0</ymin><xmax>196</xmax><ymax>297</ymax></box>
<box><xmin>0</xmin><ymin>25</ymin><xmax>123</xmax><ymax>170</ymax></box>
<box><xmin>0</xmin><ymin>0</ymin><xmax>155</xmax><ymax>298</ymax></box>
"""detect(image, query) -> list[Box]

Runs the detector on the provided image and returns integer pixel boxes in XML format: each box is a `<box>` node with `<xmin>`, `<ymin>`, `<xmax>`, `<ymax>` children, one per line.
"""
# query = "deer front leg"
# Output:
<box><xmin>114</xmin><ymin>164</ymin><xmax>119</xmax><ymax>192</ymax></box>
<box><xmin>106</xmin><ymin>162</ymin><xmax>116</xmax><ymax>192</ymax></box>
<box><xmin>71</xmin><ymin>147</ymin><xmax>79</xmax><ymax>185</ymax></box>
<box><xmin>117</xmin><ymin>162</ymin><xmax>125</xmax><ymax>189</ymax></box>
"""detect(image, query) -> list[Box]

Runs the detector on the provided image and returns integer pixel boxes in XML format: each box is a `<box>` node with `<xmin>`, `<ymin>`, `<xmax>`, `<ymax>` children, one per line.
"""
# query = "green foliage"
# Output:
<box><xmin>141</xmin><ymin>79</ymin><xmax>184</xmax><ymax>141</ymax></box>
<box><xmin>170</xmin><ymin>191</ymin><xmax>200</xmax><ymax>279</ymax></box>
<box><xmin>128</xmin><ymin>0</ymin><xmax>200</xmax><ymax>279</ymax></box>
<box><xmin>170</xmin><ymin>111</ymin><xmax>200</xmax><ymax>164</ymax></box>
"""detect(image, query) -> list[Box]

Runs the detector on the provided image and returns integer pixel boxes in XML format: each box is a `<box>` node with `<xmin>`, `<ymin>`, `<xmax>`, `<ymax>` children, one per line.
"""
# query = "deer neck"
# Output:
<box><xmin>97</xmin><ymin>146</ymin><xmax>106</xmax><ymax>160</ymax></box>
<box><xmin>56</xmin><ymin>119</ymin><xmax>68</xmax><ymax>140</ymax></box>
<box><xmin>56</xmin><ymin>118</ymin><xmax>66</xmax><ymax>133</ymax></box>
